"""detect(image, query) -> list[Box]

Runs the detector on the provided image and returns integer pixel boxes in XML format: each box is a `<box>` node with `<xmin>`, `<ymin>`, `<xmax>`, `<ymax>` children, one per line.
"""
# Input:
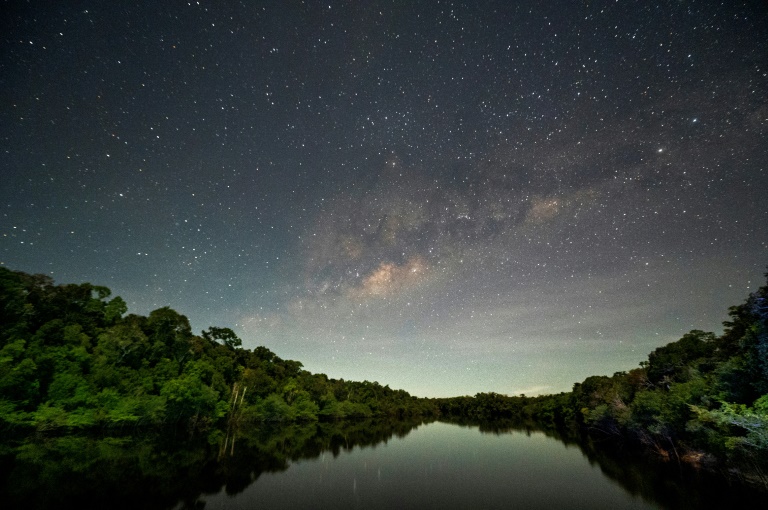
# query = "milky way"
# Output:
<box><xmin>2</xmin><ymin>1</ymin><xmax>766</xmax><ymax>396</ymax></box>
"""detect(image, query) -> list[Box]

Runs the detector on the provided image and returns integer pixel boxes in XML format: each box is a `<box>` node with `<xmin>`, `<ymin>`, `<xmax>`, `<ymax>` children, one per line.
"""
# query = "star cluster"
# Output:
<box><xmin>2</xmin><ymin>1</ymin><xmax>766</xmax><ymax>396</ymax></box>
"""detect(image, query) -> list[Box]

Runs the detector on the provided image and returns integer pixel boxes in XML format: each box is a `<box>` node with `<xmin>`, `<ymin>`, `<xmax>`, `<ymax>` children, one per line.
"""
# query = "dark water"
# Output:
<box><xmin>0</xmin><ymin>419</ymin><xmax>763</xmax><ymax>509</ymax></box>
<box><xmin>204</xmin><ymin>421</ymin><xmax>656</xmax><ymax>510</ymax></box>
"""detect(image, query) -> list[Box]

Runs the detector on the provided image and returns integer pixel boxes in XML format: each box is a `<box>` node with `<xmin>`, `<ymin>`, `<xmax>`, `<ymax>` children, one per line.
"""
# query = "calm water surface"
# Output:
<box><xmin>201</xmin><ymin>422</ymin><xmax>657</xmax><ymax>509</ymax></box>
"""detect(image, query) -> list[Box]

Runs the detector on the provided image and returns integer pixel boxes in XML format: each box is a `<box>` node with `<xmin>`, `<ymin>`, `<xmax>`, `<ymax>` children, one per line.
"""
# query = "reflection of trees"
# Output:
<box><xmin>439</xmin><ymin>416</ymin><xmax>584</xmax><ymax>448</ymax></box>
<box><xmin>3</xmin><ymin>417</ymin><xmax>765</xmax><ymax>509</ymax></box>
<box><xmin>574</xmin><ymin>436</ymin><xmax>768</xmax><ymax>509</ymax></box>
<box><xmin>442</xmin><ymin>417</ymin><xmax>767</xmax><ymax>508</ymax></box>
<box><xmin>0</xmin><ymin>418</ymin><xmax>429</xmax><ymax>509</ymax></box>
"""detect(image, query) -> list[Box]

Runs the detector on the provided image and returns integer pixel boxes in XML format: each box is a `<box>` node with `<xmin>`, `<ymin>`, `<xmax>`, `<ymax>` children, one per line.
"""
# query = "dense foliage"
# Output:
<box><xmin>0</xmin><ymin>268</ymin><xmax>437</xmax><ymax>431</ymax></box>
<box><xmin>2</xmin><ymin>266</ymin><xmax>767</xmax><ymax>484</ymax></box>
<box><xmin>437</xmin><ymin>272</ymin><xmax>768</xmax><ymax>482</ymax></box>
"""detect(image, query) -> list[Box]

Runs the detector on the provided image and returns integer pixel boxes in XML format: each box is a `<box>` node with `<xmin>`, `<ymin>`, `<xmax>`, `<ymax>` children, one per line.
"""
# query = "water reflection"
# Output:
<box><xmin>0</xmin><ymin>419</ymin><xmax>425</xmax><ymax>510</ymax></box>
<box><xmin>448</xmin><ymin>418</ymin><xmax>765</xmax><ymax>510</ymax></box>
<box><xmin>0</xmin><ymin>419</ymin><xmax>763</xmax><ymax>509</ymax></box>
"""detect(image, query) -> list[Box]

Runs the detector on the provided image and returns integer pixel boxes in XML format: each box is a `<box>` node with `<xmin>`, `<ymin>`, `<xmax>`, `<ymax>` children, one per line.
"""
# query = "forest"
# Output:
<box><xmin>0</xmin><ymin>268</ymin><xmax>438</xmax><ymax>430</ymax></box>
<box><xmin>1</xmin><ymin>266</ymin><xmax>766</xmax><ymax>483</ymax></box>
<box><xmin>436</xmin><ymin>272</ymin><xmax>768</xmax><ymax>482</ymax></box>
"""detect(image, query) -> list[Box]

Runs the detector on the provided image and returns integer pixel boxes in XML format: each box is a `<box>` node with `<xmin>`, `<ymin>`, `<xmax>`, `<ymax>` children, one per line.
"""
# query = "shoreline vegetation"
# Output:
<box><xmin>1</xmin><ymin>266</ymin><xmax>767</xmax><ymax>490</ymax></box>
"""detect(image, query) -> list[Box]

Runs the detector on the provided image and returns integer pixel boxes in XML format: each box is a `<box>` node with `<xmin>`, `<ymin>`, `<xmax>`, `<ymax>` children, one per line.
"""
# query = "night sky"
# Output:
<box><xmin>2</xmin><ymin>1</ymin><xmax>767</xmax><ymax>397</ymax></box>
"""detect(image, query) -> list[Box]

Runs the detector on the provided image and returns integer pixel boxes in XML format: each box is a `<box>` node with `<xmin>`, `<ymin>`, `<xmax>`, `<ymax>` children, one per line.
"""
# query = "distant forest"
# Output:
<box><xmin>1</xmin><ymin>267</ymin><xmax>766</xmax><ymax>481</ymax></box>
<box><xmin>435</xmin><ymin>269</ymin><xmax>768</xmax><ymax>483</ymax></box>
<box><xmin>0</xmin><ymin>268</ymin><xmax>439</xmax><ymax>429</ymax></box>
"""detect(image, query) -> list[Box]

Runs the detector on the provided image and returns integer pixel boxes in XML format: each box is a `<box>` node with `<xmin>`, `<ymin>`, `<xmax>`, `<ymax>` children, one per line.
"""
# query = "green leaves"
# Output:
<box><xmin>201</xmin><ymin>326</ymin><xmax>242</xmax><ymax>349</ymax></box>
<box><xmin>645</xmin><ymin>330</ymin><xmax>716</xmax><ymax>385</ymax></box>
<box><xmin>691</xmin><ymin>397</ymin><xmax>768</xmax><ymax>453</ymax></box>
<box><xmin>0</xmin><ymin>268</ymin><xmax>441</xmax><ymax>434</ymax></box>
<box><xmin>103</xmin><ymin>296</ymin><xmax>127</xmax><ymax>324</ymax></box>
<box><xmin>160</xmin><ymin>371</ymin><xmax>220</xmax><ymax>424</ymax></box>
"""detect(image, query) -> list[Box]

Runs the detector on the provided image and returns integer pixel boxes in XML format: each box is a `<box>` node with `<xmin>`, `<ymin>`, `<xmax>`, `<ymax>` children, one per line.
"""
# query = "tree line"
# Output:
<box><xmin>436</xmin><ymin>271</ymin><xmax>768</xmax><ymax>482</ymax></box>
<box><xmin>0</xmin><ymin>268</ymin><xmax>438</xmax><ymax>432</ymax></box>
<box><xmin>2</xmin><ymin>266</ymin><xmax>766</xmax><ymax>483</ymax></box>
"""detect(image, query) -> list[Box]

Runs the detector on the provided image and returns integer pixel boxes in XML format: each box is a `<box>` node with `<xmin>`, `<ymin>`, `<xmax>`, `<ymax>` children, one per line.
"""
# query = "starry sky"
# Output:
<box><xmin>2</xmin><ymin>1</ymin><xmax>767</xmax><ymax>397</ymax></box>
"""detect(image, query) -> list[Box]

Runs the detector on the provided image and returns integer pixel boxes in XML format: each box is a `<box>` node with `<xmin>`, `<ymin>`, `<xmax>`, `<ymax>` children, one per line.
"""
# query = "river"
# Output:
<box><xmin>202</xmin><ymin>421</ymin><xmax>657</xmax><ymax>509</ymax></box>
<box><xmin>1</xmin><ymin>419</ymin><xmax>763</xmax><ymax>509</ymax></box>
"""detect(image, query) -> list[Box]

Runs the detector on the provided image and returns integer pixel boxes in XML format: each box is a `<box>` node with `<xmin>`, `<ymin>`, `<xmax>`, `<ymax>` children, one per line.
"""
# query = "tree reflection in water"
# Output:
<box><xmin>0</xmin><ymin>418</ymin><xmax>425</xmax><ymax>510</ymax></box>
<box><xmin>0</xmin><ymin>419</ymin><xmax>764</xmax><ymax>509</ymax></box>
